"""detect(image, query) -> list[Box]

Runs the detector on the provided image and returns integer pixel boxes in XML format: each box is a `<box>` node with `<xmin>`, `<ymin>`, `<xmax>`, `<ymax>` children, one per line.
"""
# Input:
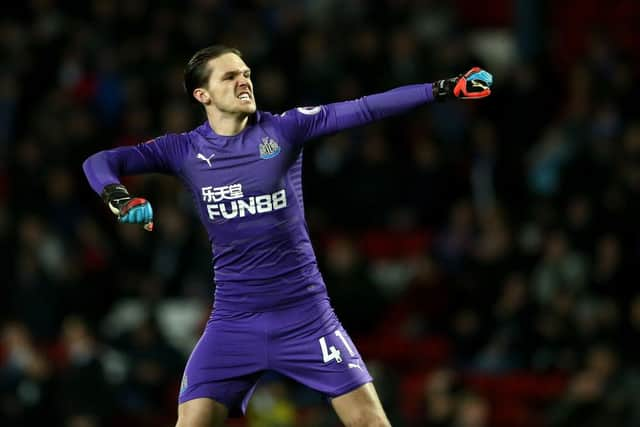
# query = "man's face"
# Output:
<box><xmin>203</xmin><ymin>53</ymin><xmax>256</xmax><ymax>115</ymax></box>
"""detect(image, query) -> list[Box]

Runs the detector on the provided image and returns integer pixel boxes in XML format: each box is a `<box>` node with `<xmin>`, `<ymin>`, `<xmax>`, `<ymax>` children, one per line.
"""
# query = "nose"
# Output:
<box><xmin>237</xmin><ymin>75</ymin><xmax>250</xmax><ymax>88</ymax></box>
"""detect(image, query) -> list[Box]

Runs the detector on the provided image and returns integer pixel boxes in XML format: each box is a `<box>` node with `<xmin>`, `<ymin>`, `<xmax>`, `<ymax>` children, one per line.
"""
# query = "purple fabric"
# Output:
<box><xmin>82</xmin><ymin>83</ymin><xmax>434</xmax><ymax>311</ymax></box>
<box><xmin>178</xmin><ymin>299</ymin><xmax>371</xmax><ymax>416</ymax></box>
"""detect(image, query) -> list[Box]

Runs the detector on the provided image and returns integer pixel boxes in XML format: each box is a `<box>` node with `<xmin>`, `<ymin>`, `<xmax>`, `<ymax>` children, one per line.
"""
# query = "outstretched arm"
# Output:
<box><xmin>281</xmin><ymin>67</ymin><xmax>493</xmax><ymax>143</ymax></box>
<box><xmin>82</xmin><ymin>134</ymin><xmax>187</xmax><ymax>231</ymax></box>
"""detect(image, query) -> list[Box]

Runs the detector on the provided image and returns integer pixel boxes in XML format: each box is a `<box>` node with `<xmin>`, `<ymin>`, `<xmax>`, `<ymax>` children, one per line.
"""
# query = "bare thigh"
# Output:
<box><xmin>176</xmin><ymin>397</ymin><xmax>228</xmax><ymax>427</ymax></box>
<box><xmin>331</xmin><ymin>383</ymin><xmax>391</xmax><ymax>427</ymax></box>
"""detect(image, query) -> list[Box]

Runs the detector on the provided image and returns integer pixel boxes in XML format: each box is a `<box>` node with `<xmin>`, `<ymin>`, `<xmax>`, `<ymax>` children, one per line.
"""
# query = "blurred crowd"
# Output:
<box><xmin>2</xmin><ymin>0</ymin><xmax>640</xmax><ymax>426</ymax></box>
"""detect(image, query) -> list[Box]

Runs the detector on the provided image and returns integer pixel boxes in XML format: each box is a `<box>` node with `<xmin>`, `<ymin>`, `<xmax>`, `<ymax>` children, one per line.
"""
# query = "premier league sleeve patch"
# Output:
<box><xmin>296</xmin><ymin>106</ymin><xmax>322</xmax><ymax>115</ymax></box>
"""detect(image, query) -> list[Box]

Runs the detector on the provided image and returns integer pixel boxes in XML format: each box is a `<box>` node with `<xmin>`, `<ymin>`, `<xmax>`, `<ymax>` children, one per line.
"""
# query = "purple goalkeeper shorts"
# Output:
<box><xmin>178</xmin><ymin>298</ymin><xmax>372</xmax><ymax>416</ymax></box>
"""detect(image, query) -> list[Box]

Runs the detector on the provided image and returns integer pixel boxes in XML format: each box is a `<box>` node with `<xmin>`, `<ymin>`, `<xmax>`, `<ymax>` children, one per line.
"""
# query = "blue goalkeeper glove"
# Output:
<box><xmin>101</xmin><ymin>184</ymin><xmax>154</xmax><ymax>231</ymax></box>
<box><xmin>433</xmin><ymin>67</ymin><xmax>493</xmax><ymax>101</ymax></box>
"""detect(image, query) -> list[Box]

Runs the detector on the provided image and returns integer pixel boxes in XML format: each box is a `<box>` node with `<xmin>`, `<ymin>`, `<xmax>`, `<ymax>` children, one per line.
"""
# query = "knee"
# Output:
<box><xmin>343</xmin><ymin>410</ymin><xmax>391</xmax><ymax>427</ymax></box>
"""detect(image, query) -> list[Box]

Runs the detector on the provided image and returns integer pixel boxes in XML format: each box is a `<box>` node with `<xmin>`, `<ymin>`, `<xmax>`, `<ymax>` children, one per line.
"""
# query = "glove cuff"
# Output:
<box><xmin>101</xmin><ymin>184</ymin><xmax>131</xmax><ymax>214</ymax></box>
<box><xmin>432</xmin><ymin>77</ymin><xmax>457</xmax><ymax>102</ymax></box>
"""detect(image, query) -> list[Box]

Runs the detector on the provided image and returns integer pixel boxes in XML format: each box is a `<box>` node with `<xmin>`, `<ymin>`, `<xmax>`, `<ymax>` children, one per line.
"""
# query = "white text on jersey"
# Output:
<box><xmin>202</xmin><ymin>184</ymin><xmax>287</xmax><ymax>220</ymax></box>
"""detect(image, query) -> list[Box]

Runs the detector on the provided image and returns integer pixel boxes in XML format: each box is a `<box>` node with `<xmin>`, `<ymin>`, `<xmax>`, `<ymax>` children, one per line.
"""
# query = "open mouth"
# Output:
<box><xmin>237</xmin><ymin>92</ymin><xmax>252</xmax><ymax>101</ymax></box>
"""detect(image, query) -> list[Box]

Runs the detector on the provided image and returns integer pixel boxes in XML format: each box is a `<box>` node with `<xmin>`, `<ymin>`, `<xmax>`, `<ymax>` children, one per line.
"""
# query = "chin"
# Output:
<box><xmin>242</xmin><ymin>104</ymin><xmax>257</xmax><ymax>114</ymax></box>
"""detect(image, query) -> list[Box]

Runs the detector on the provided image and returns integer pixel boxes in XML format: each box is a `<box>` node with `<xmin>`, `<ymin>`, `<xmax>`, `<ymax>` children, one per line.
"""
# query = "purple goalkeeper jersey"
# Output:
<box><xmin>83</xmin><ymin>84</ymin><xmax>434</xmax><ymax>311</ymax></box>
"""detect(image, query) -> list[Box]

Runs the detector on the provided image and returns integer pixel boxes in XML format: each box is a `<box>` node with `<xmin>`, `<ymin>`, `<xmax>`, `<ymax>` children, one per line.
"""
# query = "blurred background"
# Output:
<box><xmin>2</xmin><ymin>0</ymin><xmax>640</xmax><ymax>426</ymax></box>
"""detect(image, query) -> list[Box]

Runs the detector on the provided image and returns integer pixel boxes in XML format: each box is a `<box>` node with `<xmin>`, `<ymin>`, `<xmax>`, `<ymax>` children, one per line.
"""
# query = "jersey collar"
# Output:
<box><xmin>198</xmin><ymin>112</ymin><xmax>262</xmax><ymax>141</ymax></box>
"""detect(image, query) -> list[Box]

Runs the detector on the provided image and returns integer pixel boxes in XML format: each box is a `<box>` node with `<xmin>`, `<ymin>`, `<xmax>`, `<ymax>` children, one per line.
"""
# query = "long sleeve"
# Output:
<box><xmin>278</xmin><ymin>83</ymin><xmax>434</xmax><ymax>143</ymax></box>
<box><xmin>82</xmin><ymin>133</ymin><xmax>189</xmax><ymax>195</ymax></box>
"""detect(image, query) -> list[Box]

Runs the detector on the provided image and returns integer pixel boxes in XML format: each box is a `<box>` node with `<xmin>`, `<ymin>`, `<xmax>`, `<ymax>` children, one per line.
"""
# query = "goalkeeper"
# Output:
<box><xmin>83</xmin><ymin>45</ymin><xmax>492</xmax><ymax>427</ymax></box>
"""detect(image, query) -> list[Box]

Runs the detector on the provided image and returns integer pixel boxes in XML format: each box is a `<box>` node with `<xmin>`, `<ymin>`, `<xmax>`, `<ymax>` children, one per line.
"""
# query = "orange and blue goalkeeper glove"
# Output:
<box><xmin>101</xmin><ymin>184</ymin><xmax>154</xmax><ymax>231</ymax></box>
<box><xmin>433</xmin><ymin>67</ymin><xmax>493</xmax><ymax>101</ymax></box>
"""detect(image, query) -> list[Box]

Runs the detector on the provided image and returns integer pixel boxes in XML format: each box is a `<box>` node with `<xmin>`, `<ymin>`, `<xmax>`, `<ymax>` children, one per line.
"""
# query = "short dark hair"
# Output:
<box><xmin>184</xmin><ymin>45</ymin><xmax>242</xmax><ymax>104</ymax></box>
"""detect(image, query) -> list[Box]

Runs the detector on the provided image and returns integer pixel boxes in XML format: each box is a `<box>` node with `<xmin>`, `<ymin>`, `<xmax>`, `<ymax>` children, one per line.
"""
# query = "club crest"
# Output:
<box><xmin>259</xmin><ymin>137</ymin><xmax>281</xmax><ymax>159</ymax></box>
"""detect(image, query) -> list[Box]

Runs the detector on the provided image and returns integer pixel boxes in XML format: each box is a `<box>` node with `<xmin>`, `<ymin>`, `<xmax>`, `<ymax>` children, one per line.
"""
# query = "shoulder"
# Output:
<box><xmin>257</xmin><ymin>106</ymin><xmax>324</xmax><ymax>129</ymax></box>
<box><xmin>255</xmin><ymin>110</ymin><xmax>280</xmax><ymax>124</ymax></box>
<box><xmin>259</xmin><ymin>107</ymin><xmax>324</xmax><ymax>120</ymax></box>
<box><xmin>185</xmin><ymin>122</ymin><xmax>210</xmax><ymax>144</ymax></box>
<box><xmin>150</xmin><ymin>132</ymin><xmax>193</xmax><ymax>150</ymax></box>
<box><xmin>147</xmin><ymin>128</ymin><xmax>192</xmax><ymax>143</ymax></box>
<box><xmin>253</xmin><ymin>110</ymin><xmax>286</xmax><ymax>133</ymax></box>
<box><xmin>142</xmin><ymin>131</ymin><xmax>196</xmax><ymax>161</ymax></box>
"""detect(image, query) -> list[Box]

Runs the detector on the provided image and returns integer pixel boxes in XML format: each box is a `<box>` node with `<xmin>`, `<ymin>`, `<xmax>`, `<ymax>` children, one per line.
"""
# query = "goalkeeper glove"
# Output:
<box><xmin>433</xmin><ymin>67</ymin><xmax>493</xmax><ymax>101</ymax></box>
<box><xmin>101</xmin><ymin>184</ymin><xmax>154</xmax><ymax>231</ymax></box>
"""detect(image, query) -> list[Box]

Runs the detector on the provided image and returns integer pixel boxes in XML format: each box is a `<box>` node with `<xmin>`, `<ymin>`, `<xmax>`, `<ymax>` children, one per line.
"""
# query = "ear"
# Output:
<box><xmin>193</xmin><ymin>88</ymin><xmax>210</xmax><ymax>105</ymax></box>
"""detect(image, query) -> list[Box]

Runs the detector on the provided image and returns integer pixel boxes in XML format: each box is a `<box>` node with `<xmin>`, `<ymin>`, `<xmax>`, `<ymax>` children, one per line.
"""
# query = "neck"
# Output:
<box><xmin>206</xmin><ymin>109</ymin><xmax>250</xmax><ymax>136</ymax></box>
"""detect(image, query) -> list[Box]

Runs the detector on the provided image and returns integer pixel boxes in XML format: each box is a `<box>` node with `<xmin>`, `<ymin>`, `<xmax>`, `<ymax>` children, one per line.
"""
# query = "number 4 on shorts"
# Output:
<box><xmin>319</xmin><ymin>336</ymin><xmax>342</xmax><ymax>363</ymax></box>
<box><xmin>318</xmin><ymin>330</ymin><xmax>356</xmax><ymax>364</ymax></box>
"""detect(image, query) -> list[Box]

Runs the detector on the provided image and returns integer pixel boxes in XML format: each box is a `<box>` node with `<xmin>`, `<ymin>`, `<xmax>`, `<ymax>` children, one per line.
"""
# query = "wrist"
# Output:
<box><xmin>432</xmin><ymin>77</ymin><xmax>457</xmax><ymax>101</ymax></box>
<box><xmin>101</xmin><ymin>184</ymin><xmax>131</xmax><ymax>213</ymax></box>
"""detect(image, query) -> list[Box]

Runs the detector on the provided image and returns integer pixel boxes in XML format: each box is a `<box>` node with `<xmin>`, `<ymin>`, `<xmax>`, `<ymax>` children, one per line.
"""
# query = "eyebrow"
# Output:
<box><xmin>220</xmin><ymin>68</ymin><xmax>251</xmax><ymax>79</ymax></box>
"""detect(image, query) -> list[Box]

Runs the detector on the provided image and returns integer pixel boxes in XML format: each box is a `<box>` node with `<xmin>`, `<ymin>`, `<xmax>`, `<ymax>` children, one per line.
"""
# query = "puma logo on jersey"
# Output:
<box><xmin>180</xmin><ymin>373</ymin><xmax>188</xmax><ymax>394</ymax></box>
<box><xmin>197</xmin><ymin>153</ymin><xmax>215</xmax><ymax>168</ymax></box>
<box><xmin>348</xmin><ymin>362</ymin><xmax>363</xmax><ymax>370</ymax></box>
